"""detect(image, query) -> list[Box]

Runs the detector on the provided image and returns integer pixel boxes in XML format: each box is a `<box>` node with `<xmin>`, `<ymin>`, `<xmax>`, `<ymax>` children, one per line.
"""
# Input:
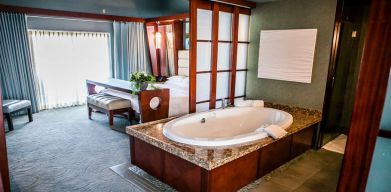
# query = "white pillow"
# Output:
<box><xmin>167</xmin><ymin>76</ymin><xmax>185</xmax><ymax>82</ymax></box>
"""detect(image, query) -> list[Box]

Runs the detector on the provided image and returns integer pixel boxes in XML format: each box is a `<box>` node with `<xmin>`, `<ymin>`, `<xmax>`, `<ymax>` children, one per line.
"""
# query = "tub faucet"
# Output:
<box><xmin>221</xmin><ymin>98</ymin><xmax>226</xmax><ymax>109</ymax></box>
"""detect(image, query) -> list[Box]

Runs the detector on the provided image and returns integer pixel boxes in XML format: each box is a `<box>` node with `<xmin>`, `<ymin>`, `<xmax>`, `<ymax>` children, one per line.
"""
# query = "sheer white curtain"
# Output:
<box><xmin>29</xmin><ymin>30</ymin><xmax>110</xmax><ymax>110</ymax></box>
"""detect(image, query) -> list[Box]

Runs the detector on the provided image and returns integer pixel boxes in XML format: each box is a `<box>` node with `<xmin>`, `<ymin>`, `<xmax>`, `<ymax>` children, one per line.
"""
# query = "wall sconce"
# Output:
<box><xmin>155</xmin><ymin>31</ymin><xmax>162</xmax><ymax>49</ymax></box>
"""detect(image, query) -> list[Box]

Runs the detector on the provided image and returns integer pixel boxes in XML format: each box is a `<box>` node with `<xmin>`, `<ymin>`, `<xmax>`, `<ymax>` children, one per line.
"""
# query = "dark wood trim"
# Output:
<box><xmin>173</xmin><ymin>21</ymin><xmax>184</xmax><ymax>76</ymax></box>
<box><xmin>0</xmin><ymin>86</ymin><xmax>10</xmax><ymax>192</ymax></box>
<box><xmin>196</xmin><ymin>69</ymin><xmax>247</xmax><ymax>74</ymax></box>
<box><xmin>229</xmin><ymin>7</ymin><xmax>240</xmax><ymax>105</ymax></box>
<box><xmin>338</xmin><ymin>0</ymin><xmax>391</xmax><ymax>191</ymax></box>
<box><xmin>189</xmin><ymin>0</ymin><xmax>198</xmax><ymax>113</ymax></box>
<box><xmin>378</xmin><ymin>130</ymin><xmax>391</xmax><ymax>139</ymax></box>
<box><xmin>0</xmin><ymin>4</ymin><xmax>145</xmax><ymax>23</ymax></box>
<box><xmin>197</xmin><ymin>39</ymin><xmax>249</xmax><ymax>44</ymax></box>
<box><xmin>209</xmin><ymin>3</ymin><xmax>220</xmax><ymax>109</ymax></box>
<box><xmin>145</xmin><ymin>13</ymin><xmax>189</xmax><ymax>23</ymax></box>
<box><xmin>196</xmin><ymin>95</ymin><xmax>245</xmax><ymax>104</ymax></box>
<box><xmin>318</xmin><ymin>0</ymin><xmax>343</xmax><ymax>148</ymax></box>
<box><xmin>211</xmin><ymin>0</ymin><xmax>256</xmax><ymax>8</ymax></box>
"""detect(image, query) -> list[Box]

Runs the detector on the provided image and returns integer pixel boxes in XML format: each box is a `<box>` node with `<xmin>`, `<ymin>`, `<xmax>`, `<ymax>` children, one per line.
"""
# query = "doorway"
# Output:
<box><xmin>321</xmin><ymin>0</ymin><xmax>370</xmax><ymax>146</ymax></box>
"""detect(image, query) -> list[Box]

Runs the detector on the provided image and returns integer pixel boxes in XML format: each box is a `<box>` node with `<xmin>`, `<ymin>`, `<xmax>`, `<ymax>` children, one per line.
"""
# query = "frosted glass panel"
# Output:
<box><xmin>197</xmin><ymin>42</ymin><xmax>212</xmax><ymax>71</ymax></box>
<box><xmin>196</xmin><ymin>73</ymin><xmax>211</xmax><ymax>102</ymax></box>
<box><xmin>218</xmin><ymin>11</ymin><xmax>232</xmax><ymax>41</ymax></box>
<box><xmin>366</xmin><ymin>137</ymin><xmax>391</xmax><ymax>192</ymax></box>
<box><xmin>216</xmin><ymin>72</ymin><xmax>230</xmax><ymax>100</ymax></box>
<box><xmin>235</xmin><ymin>71</ymin><xmax>246</xmax><ymax>96</ymax></box>
<box><xmin>258</xmin><ymin>29</ymin><xmax>317</xmax><ymax>83</ymax></box>
<box><xmin>217</xmin><ymin>43</ymin><xmax>231</xmax><ymax>70</ymax></box>
<box><xmin>237</xmin><ymin>43</ymin><xmax>248</xmax><ymax>70</ymax></box>
<box><xmin>197</xmin><ymin>9</ymin><xmax>212</xmax><ymax>40</ymax></box>
<box><xmin>238</xmin><ymin>14</ymin><xmax>250</xmax><ymax>42</ymax></box>
<box><xmin>196</xmin><ymin>102</ymin><xmax>210</xmax><ymax>112</ymax></box>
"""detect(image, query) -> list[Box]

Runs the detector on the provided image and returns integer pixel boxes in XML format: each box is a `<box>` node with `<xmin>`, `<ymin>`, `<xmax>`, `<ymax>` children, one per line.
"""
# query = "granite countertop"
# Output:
<box><xmin>126</xmin><ymin>103</ymin><xmax>322</xmax><ymax>171</ymax></box>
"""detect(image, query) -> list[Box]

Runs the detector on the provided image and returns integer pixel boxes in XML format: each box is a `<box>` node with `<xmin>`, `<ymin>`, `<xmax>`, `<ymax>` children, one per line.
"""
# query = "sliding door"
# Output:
<box><xmin>29</xmin><ymin>31</ymin><xmax>111</xmax><ymax>109</ymax></box>
<box><xmin>189</xmin><ymin>0</ymin><xmax>251</xmax><ymax>112</ymax></box>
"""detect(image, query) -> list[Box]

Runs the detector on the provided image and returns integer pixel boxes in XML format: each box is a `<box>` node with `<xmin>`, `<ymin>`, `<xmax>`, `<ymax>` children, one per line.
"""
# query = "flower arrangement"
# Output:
<box><xmin>129</xmin><ymin>72</ymin><xmax>156</xmax><ymax>93</ymax></box>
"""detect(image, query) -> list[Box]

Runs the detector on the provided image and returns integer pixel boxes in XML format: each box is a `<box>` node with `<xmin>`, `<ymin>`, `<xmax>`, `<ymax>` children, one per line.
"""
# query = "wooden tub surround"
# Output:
<box><xmin>126</xmin><ymin>103</ymin><xmax>322</xmax><ymax>192</ymax></box>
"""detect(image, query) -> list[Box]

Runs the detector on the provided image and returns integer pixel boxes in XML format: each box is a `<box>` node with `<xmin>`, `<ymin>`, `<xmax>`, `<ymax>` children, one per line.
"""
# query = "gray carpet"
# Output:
<box><xmin>5</xmin><ymin>106</ymin><xmax>139</xmax><ymax>192</ymax></box>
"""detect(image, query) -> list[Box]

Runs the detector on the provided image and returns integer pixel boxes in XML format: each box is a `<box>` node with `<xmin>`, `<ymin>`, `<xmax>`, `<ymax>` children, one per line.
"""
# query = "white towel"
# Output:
<box><xmin>235</xmin><ymin>100</ymin><xmax>264</xmax><ymax>107</ymax></box>
<box><xmin>264</xmin><ymin>125</ymin><xmax>287</xmax><ymax>139</ymax></box>
<box><xmin>252</xmin><ymin>100</ymin><xmax>264</xmax><ymax>107</ymax></box>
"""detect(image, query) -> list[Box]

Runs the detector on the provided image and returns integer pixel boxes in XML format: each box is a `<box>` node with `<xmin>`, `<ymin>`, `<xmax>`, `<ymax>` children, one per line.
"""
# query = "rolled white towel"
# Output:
<box><xmin>252</xmin><ymin>100</ymin><xmax>264</xmax><ymax>107</ymax></box>
<box><xmin>264</xmin><ymin>125</ymin><xmax>287</xmax><ymax>139</ymax></box>
<box><xmin>235</xmin><ymin>100</ymin><xmax>253</xmax><ymax>107</ymax></box>
<box><xmin>235</xmin><ymin>100</ymin><xmax>264</xmax><ymax>107</ymax></box>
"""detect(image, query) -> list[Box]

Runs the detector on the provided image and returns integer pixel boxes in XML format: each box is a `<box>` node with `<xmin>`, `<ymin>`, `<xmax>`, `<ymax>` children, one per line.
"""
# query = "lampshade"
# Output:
<box><xmin>155</xmin><ymin>31</ymin><xmax>162</xmax><ymax>49</ymax></box>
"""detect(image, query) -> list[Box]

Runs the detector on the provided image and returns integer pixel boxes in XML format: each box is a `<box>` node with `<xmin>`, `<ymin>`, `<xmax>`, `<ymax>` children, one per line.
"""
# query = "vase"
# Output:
<box><xmin>139</xmin><ymin>82</ymin><xmax>148</xmax><ymax>91</ymax></box>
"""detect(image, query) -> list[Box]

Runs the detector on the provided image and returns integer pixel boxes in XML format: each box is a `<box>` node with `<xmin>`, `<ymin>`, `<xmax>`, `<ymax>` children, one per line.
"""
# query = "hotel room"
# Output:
<box><xmin>0</xmin><ymin>0</ymin><xmax>390</xmax><ymax>191</ymax></box>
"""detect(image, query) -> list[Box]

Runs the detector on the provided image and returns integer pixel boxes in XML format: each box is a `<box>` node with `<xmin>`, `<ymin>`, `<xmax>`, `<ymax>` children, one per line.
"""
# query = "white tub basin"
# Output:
<box><xmin>163</xmin><ymin>107</ymin><xmax>293</xmax><ymax>147</ymax></box>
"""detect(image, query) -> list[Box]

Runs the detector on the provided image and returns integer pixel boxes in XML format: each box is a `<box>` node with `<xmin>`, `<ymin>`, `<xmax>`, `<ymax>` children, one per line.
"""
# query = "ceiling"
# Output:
<box><xmin>0</xmin><ymin>0</ymin><xmax>189</xmax><ymax>18</ymax></box>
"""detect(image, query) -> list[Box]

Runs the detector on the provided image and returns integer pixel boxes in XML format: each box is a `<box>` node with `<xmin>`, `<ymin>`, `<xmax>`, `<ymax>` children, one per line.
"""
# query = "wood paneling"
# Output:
<box><xmin>229</xmin><ymin>7</ymin><xmax>240</xmax><ymax>105</ymax></box>
<box><xmin>138</xmin><ymin>89</ymin><xmax>169</xmax><ymax>123</ymax></box>
<box><xmin>164</xmin><ymin>152</ymin><xmax>202</xmax><ymax>192</ymax></box>
<box><xmin>291</xmin><ymin>125</ymin><xmax>315</xmax><ymax>158</ymax></box>
<box><xmin>145</xmin><ymin>13</ymin><xmax>189</xmax><ymax>23</ymax></box>
<box><xmin>208</xmin><ymin>151</ymin><xmax>258</xmax><ymax>192</ymax></box>
<box><xmin>209</xmin><ymin>3</ymin><xmax>220</xmax><ymax>109</ymax></box>
<box><xmin>173</xmin><ymin>21</ymin><xmax>184</xmax><ymax>75</ymax></box>
<box><xmin>338</xmin><ymin>0</ymin><xmax>391</xmax><ymax>191</ymax></box>
<box><xmin>214</xmin><ymin>0</ymin><xmax>256</xmax><ymax>8</ymax></box>
<box><xmin>258</xmin><ymin>135</ymin><xmax>292</xmax><ymax>177</ymax></box>
<box><xmin>0</xmin><ymin>4</ymin><xmax>145</xmax><ymax>23</ymax></box>
<box><xmin>189</xmin><ymin>0</ymin><xmax>199</xmax><ymax>113</ymax></box>
<box><xmin>133</xmin><ymin>137</ymin><xmax>164</xmax><ymax>180</ymax></box>
<box><xmin>131</xmin><ymin>125</ymin><xmax>314</xmax><ymax>192</ymax></box>
<box><xmin>0</xmin><ymin>87</ymin><xmax>10</xmax><ymax>192</ymax></box>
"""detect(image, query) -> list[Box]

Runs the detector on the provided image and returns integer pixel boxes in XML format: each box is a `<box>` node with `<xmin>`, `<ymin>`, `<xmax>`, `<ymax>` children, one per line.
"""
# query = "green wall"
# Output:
<box><xmin>246</xmin><ymin>0</ymin><xmax>337</xmax><ymax>110</ymax></box>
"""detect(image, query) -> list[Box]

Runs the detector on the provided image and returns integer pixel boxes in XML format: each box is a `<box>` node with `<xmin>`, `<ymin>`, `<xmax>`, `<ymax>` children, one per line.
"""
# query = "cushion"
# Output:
<box><xmin>2</xmin><ymin>100</ymin><xmax>32</xmax><ymax>113</ymax></box>
<box><xmin>87</xmin><ymin>93</ymin><xmax>132</xmax><ymax>110</ymax></box>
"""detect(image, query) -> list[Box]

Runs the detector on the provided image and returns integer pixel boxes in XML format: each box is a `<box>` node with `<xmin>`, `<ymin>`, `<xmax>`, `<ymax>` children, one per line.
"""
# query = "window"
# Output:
<box><xmin>29</xmin><ymin>30</ymin><xmax>110</xmax><ymax>109</ymax></box>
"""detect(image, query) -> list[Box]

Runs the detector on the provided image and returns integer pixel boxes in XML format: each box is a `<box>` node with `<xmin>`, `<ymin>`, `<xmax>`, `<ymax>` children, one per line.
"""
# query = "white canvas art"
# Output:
<box><xmin>257</xmin><ymin>29</ymin><xmax>317</xmax><ymax>83</ymax></box>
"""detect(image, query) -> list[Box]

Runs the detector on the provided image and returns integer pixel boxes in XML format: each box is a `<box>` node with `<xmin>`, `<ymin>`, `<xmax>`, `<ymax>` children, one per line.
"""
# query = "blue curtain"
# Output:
<box><xmin>0</xmin><ymin>12</ymin><xmax>39</xmax><ymax>112</ymax></box>
<box><xmin>112</xmin><ymin>22</ymin><xmax>151</xmax><ymax>80</ymax></box>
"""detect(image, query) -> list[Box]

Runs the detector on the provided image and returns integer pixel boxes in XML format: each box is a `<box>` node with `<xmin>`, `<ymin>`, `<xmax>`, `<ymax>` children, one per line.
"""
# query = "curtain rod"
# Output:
<box><xmin>27</xmin><ymin>15</ymin><xmax>113</xmax><ymax>24</ymax></box>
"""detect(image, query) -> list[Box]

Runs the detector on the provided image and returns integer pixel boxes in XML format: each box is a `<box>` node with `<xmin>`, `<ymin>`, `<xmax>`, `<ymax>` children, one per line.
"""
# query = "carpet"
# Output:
<box><xmin>6</xmin><ymin>106</ymin><xmax>139</xmax><ymax>192</ymax></box>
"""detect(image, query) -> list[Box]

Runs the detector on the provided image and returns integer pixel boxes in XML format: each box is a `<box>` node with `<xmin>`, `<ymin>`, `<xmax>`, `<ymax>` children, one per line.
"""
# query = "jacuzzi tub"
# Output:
<box><xmin>163</xmin><ymin>107</ymin><xmax>293</xmax><ymax>147</ymax></box>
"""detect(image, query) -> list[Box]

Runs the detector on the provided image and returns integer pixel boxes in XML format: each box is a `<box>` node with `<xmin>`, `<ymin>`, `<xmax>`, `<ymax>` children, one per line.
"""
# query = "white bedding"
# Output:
<box><xmin>100</xmin><ymin>78</ymin><xmax>189</xmax><ymax>117</ymax></box>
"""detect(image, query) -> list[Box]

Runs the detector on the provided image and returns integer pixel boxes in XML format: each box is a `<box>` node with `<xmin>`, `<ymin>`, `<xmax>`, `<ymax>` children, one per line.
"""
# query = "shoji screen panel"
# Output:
<box><xmin>189</xmin><ymin>0</ymin><xmax>252</xmax><ymax>113</ymax></box>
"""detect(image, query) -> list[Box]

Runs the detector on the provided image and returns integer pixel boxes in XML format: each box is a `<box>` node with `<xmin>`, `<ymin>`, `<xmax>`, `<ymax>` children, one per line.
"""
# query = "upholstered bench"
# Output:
<box><xmin>87</xmin><ymin>93</ymin><xmax>133</xmax><ymax>126</ymax></box>
<box><xmin>2</xmin><ymin>100</ymin><xmax>33</xmax><ymax>131</ymax></box>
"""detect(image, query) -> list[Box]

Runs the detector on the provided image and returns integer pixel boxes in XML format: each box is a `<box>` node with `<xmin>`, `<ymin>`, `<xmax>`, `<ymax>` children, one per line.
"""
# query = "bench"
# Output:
<box><xmin>2</xmin><ymin>100</ymin><xmax>33</xmax><ymax>131</ymax></box>
<box><xmin>87</xmin><ymin>93</ymin><xmax>133</xmax><ymax>126</ymax></box>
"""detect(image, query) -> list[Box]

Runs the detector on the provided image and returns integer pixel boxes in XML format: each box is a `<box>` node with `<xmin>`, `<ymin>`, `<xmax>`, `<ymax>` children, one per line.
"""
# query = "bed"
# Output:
<box><xmin>97</xmin><ymin>77</ymin><xmax>189</xmax><ymax>117</ymax></box>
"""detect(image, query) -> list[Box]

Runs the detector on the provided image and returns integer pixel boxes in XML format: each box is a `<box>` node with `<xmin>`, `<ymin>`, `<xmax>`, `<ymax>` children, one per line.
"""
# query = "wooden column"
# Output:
<box><xmin>229</xmin><ymin>7</ymin><xmax>240</xmax><ymax>105</ymax></box>
<box><xmin>189</xmin><ymin>0</ymin><xmax>198</xmax><ymax>113</ymax></box>
<box><xmin>338</xmin><ymin>0</ymin><xmax>391</xmax><ymax>191</ymax></box>
<box><xmin>173</xmin><ymin>21</ymin><xmax>184</xmax><ymax>76</ymax></box>
<box><xmin>0</xmin><ymin>87</ymin><xmax>10</xmax><ymax>192</ymax></box>
<box><xmin>209</xmin><ymin>3</ymin><xmax>220</xmax><ymax>109</ymax></box>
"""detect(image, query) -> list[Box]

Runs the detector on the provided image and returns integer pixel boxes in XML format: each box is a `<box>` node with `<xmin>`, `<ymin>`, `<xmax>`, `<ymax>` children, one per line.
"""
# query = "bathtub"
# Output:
<box><xmin>163</xmin><ymin>107</ymin><xmax>293</xmax><ymax>147</ymax></box>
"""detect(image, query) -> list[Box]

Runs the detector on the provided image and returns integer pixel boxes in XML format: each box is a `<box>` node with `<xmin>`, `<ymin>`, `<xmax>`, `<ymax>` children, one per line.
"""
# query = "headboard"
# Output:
<box><xmin>178</xmin><ymin>50</ymin><xmax>189</xmax><ymax>76</ymax></box>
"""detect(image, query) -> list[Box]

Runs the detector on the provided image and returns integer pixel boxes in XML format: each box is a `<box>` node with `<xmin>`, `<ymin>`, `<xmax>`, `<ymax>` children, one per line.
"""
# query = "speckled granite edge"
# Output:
<box><xmin>126</xmin><ymin>103</ymin><xmax>322</xmax><ymax>170</ymax></box>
